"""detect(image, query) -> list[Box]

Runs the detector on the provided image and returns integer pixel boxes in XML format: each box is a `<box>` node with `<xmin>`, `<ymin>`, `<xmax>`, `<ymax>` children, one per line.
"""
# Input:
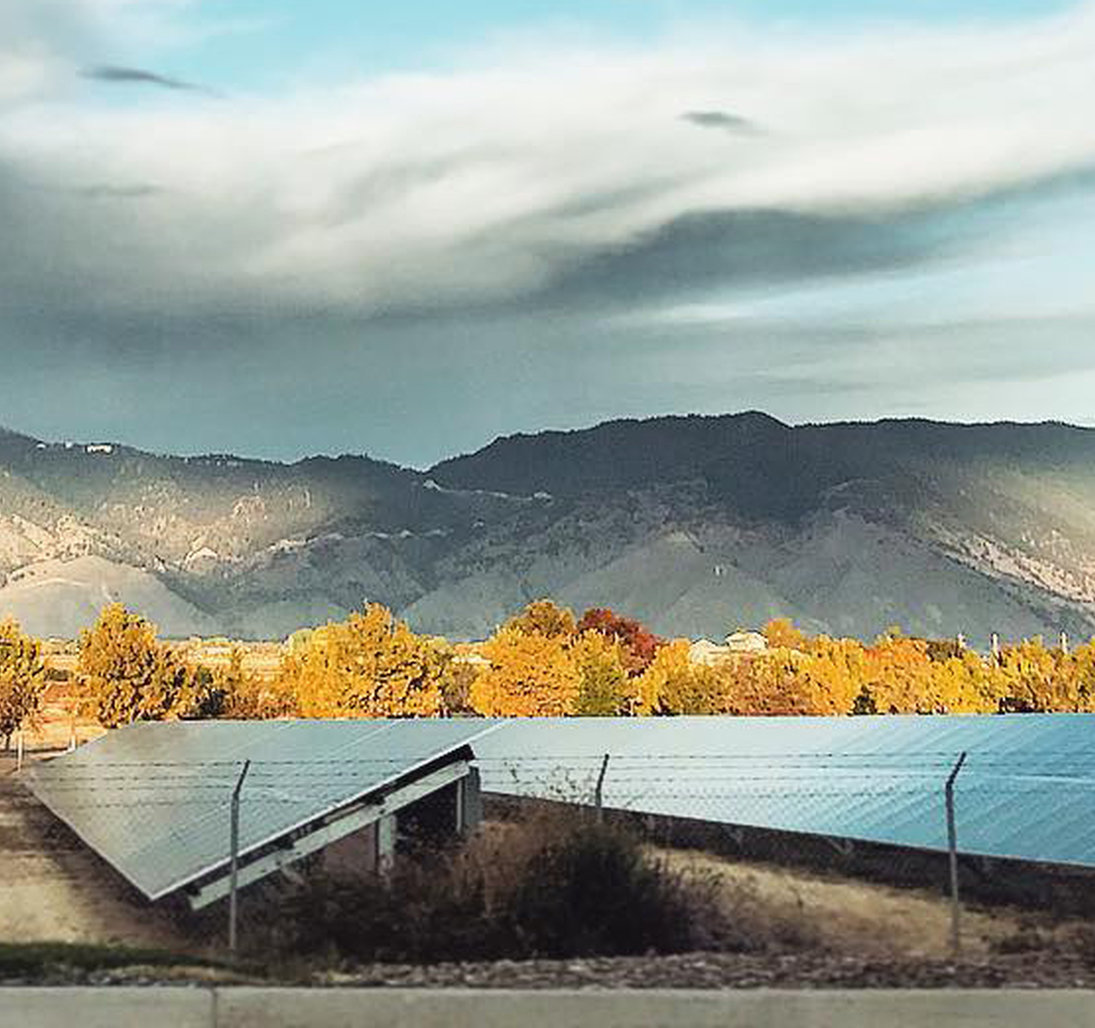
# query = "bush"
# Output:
<box><xmin>259</xmin><ymin>810</ymin><xmax>737</xmax><ymax>964</ymax></box>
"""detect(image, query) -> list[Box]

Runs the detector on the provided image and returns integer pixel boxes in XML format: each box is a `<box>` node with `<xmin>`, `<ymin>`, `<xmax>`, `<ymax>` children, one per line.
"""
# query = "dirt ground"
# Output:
<box><xmin>0</xmin><ymin>757</ymin><xmax>183</xmax><ymax>949</ymax></box>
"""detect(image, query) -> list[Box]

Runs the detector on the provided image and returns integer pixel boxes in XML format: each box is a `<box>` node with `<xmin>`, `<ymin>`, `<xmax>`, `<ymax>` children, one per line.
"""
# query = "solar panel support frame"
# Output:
<box><xmin>187</xmin><ymin>758</ymin><xmax>471</xmax><ymax>910</ymax></box>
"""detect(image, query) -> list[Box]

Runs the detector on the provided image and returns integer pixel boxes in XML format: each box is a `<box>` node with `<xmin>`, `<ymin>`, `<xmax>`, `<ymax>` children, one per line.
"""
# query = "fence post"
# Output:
<box><xmin>228</xmin><ymin>759</ymin><xmax>251</xmax><ymax>957</ymax></box>
<box><xmin>16</xmin><ymin>729</ymin><xmax>24</xmax><ymax>772</ymax></box>
<box><xmin>594</xmin><ymin>754</ymin><xmax>610</xmax><ymax>822</ymax></box>
<box><xmin>945</xmin><ymin>751</ymin><xmax>968</xmax><ymax>960</ymax></box>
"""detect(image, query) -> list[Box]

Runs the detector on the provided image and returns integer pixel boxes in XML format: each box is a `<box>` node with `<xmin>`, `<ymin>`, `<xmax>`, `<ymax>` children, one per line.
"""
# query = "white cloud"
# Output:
<box><xmin>1</xmin><ymin>2</ymin><xmax>1094</xmax><ymax>321</ymax></box>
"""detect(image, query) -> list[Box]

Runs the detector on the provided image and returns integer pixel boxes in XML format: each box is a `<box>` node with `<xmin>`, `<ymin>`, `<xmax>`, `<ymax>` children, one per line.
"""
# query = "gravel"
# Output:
<box><xmin>315</xmin><ymin>951</ymin><xmax>1095</xmax><ymax>990</ymax></box>
<box><xmin>4</xmin><ymin>945</ymin><xmax>1095</xmax><ymax>989</ymax></box>
<box><xmin>8</xmin><ymin>950</ymin><xmax>1091</xmax><ymax>990</ymax></box>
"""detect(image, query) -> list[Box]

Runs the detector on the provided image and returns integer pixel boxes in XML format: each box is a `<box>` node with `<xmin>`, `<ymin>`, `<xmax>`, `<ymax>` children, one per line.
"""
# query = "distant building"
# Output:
<box><xmin>724</xmin><ymin>631</ymin><xmax>768</xmax><ymax>654</ymax></box>
<box><xmin>689</xmin><ymin>639</ymin><xmax>732</xmax><ymax>666</ymax></box>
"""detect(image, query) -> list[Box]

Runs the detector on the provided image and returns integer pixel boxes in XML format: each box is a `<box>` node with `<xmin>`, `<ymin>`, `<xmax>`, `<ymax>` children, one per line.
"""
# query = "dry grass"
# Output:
<box><xmin>656</xmin><ymin>847</ymin><xmax>1089</xmax><ymax>960</ymax></box>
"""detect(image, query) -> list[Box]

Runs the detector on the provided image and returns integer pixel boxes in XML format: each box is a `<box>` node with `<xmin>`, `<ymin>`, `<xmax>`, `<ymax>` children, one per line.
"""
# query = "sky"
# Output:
<box><xmin>1</xmin><ymin>0</ymin><xmax>1093</xmax><ymax>467</ymax></box>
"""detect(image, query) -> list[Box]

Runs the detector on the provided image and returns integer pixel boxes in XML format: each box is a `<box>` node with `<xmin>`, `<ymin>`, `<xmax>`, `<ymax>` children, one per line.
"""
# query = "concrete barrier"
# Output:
<box><xmin>4</xmin><ymin>988</ymin><xmax>1095</xmax><ymax>1028</ymax></box>
<box><xmin>0</xmin><ymin>987</ymin><xmax>214</xmax><ymax>1028</ymax></box>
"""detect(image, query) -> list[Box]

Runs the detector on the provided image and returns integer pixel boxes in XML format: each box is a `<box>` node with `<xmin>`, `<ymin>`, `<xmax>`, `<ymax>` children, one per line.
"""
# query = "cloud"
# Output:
<box><xmin>81</xmin><ymin>64</ymin><xmax>207</xmax><ymax>93</ymax></box>
<box><xmin>0</xmin><ymin>2</ymin><xmax>1093</xmax><ymax>331</ymax></box>
<box><xmin>681</xmin><ymin>110</ymin><xmax>760</xmax><ymax>134</ymax></box>
<box><xmin>74</xmin><ymin>182</ymin><xmax>163</xmax><ymax>199</ymax></box>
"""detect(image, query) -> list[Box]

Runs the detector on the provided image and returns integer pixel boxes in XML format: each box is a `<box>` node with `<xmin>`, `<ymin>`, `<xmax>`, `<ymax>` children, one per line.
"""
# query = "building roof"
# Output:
<box><xmin>22</xmin><ymin>719</ymin><xmax>499</xmax><ymax>902</ymax></box>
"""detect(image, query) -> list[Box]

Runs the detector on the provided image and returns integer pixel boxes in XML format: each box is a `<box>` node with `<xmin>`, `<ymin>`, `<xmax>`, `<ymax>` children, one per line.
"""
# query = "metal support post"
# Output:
<box><xmin>594</xmin><ymin>754</ymin><xmax>610</xmax><ymax>822</ymax></box>
<box><xmin>945</xmin><ymin>751</ymin><xmax>968</xmax><ymax>960</ymax></box>
<box><xmin>228</xmin><ymin>759</ymin><xmax>251</xmax><ymax>957</ymax></box>
<box><xmin>376</xmin><ymin>814</ymin><xmax>396</xmax><ymax>876</ymax></box>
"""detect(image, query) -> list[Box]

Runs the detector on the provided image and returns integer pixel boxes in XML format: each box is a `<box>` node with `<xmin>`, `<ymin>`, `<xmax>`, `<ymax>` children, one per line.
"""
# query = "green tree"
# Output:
<box><xmin>0</xmin><ymin>619</ymin><xmax>48</xmax><ymax>749</ymax></box>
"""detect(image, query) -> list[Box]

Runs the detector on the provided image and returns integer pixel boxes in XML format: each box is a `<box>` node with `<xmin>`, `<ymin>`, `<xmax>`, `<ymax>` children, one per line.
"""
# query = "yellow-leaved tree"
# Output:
<box><xmin>470</xmin><ymin>625</ymin><xmax>581</xmax><ymax>716</ymax></box>
<box><xmin>634</xmin><ymin>638</ymin><xmax>724</xmax><ymax>715</ymax></box>
<box><xmin>280</xmin><ymin>604</ymin><xmax>447</xmax><ymax>718</ymax></box>
<box><xmin>78</xmin><ymin>604</ymin><xmax>204</xmax><ymax>727</ymax></box>
<box><xmin>504</xmin><ymin>599</ymin><xmax>576</xmax><ymax>639</ymax></box>
<box><xmin>573</xmin><ymin>631</ymin><xmax>632</xmax><ymax>716</ymax></box>
<box><xmin>0</xmin><ymin>619</ymin><xmax>47</xmax><ymax>749</ymax></box>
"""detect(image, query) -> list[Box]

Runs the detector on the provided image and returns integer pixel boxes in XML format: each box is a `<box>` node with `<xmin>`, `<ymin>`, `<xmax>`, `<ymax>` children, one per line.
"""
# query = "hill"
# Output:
<box><xmin>1</xmin><ymin>415</ymin><xmax>1094</xmax><ymax>642</ymax></box>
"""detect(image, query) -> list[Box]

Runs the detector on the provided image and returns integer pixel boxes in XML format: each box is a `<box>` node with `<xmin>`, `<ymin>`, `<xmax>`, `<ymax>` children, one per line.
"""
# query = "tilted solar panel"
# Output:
<box><xmin>23</xmin><ymin>719</ymin><xmax>502</xmax><ymax>900</ymax></box>
<box><xmin>472</xmin><ymin>714</ymin><xmax>1095</xmax><ymax>868</ymax></box>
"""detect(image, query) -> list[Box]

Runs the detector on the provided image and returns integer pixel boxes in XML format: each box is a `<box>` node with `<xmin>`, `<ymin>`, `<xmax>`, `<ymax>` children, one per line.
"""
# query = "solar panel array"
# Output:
<box><xmin>23</xmin><ymin>714</ymin><xmax>1095</xmax><ymax>903</ymax></box>
<box><xmin>473</xmin><ymin>715</ymin><xmax>1095</xmax><ymax>868</ymax></box>
<box><xmin>23</xmin><ymin>719</ymin><xmax>500</xmax><ymax>900</ymax></box>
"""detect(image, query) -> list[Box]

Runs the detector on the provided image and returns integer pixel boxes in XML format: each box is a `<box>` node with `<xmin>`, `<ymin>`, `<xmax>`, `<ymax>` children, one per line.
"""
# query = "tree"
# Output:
<box><xmin>762</xmin><ymin>618</ymin><xmax>807</xmax><ymax>652</ymax></box>
<box><xmin>634</xmin><ymin>639</ymin><xmax>725</xmax><ymax>715</ymax></box>
<box><xmin>573</xmin><ymin>631</ymin><xmax>631</xmax><ymax>716</ymax></box>
<box><xmin>470</xmin><ymin>626</ymin><xmax>581</xmax><ymax>716</ymax></box>
<box><xmin>280</xmin><ymin>604</ymin><xmax>447</xmax><ymax>718</ymax></box>
<box><xmin>0</xmin><ymin>619</ymin><xmax>47</xmax><ymax>749</ymax></box>
<box><xmin>216</xmin><ymin>647</ymin><xmax>298</xmax><ymax>719</ymax></box>
<box><xmin>505</xmin><ymin>599</ymin><xmax>576</xmax><ymax>639</ymax></box>
<box><xmin>78</xmin><ymin>604</ymin><xmax>179</xmax><ymax>727</ymax></box>
<box><xmin>576</xmin><ymin>608</ymin><xmax>660</xmax><ymax>675</ymax></box>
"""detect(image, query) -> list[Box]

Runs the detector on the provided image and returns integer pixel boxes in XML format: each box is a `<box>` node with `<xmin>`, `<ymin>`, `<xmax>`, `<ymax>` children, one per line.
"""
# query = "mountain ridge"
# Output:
<box><xmin>2</xmin><ymin>413</ymin><xmax>1094</xmax><ymax>644</ymax></box>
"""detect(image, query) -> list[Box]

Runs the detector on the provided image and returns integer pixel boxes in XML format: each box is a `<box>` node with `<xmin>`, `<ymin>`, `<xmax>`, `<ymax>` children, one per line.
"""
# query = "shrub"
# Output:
<box><xmin>260</xmin><ymin>809</ymin><xmax>736</xmax><ymax>964</ymax></box>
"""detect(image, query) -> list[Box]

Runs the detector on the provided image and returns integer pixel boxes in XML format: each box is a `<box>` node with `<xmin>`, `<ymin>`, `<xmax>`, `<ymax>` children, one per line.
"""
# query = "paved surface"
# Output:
<box><xmin>6</xmin><ymin>988</ymin><xmax>1095</xmax><ymax>1028</ymax></box>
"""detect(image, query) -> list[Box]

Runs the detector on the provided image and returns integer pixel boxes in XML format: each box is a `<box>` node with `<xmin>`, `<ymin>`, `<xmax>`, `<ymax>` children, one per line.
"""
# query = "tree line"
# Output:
<box><xmin>3</xmin><ymin>600</ymin><xmax>1095</xmax><ymax>743</ymax></box>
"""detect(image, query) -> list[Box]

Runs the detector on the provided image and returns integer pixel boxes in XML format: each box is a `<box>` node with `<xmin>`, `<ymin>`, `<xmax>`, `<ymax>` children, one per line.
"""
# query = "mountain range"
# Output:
<box><xmin>2</xmin><ymin>412</ymin><xmax>1095</xmax><ymax>645</ymax></box>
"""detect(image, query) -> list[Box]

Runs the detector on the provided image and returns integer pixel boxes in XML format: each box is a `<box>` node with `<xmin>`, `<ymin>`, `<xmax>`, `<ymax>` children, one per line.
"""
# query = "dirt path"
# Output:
<box><xmin>0</xmin><ymin>760</ymin><xmax>184</xmax><ymax>948</ymax></box>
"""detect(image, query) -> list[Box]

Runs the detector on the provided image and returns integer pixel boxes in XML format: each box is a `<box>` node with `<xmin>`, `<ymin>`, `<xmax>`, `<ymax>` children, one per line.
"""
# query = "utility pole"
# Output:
<box><xmin>228</xmin><ymin>760</ymin><xmax>251</xmax><ymax>957</ymax></box>
<box><xmin>945</xmin><ymin>752</ymin><xmax>968</xmax><ymax>960</ymax></box>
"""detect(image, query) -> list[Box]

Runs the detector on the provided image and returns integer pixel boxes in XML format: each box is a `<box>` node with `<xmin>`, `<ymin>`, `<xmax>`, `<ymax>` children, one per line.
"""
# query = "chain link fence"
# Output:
<box><xmin>4</xmin><ymin>742</ymin><xmax>1095</xmax><ymax>964</ymax></box>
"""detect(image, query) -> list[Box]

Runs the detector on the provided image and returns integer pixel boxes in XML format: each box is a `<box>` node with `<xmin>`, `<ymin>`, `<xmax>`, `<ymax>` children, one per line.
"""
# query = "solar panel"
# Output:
<box><xmin>23</xmin><ymin>719</ymin><xmax>502</xmax><ymax>900</ymax></box>
<box><xmin>472</xmin><ymin>715</ymin><xmax>1095</xmax><ymax>868</ymax></box>
<box><xmin>24</xmin><ymin>714</ymin><xmax>1095</xmax><ymax>903</ymax></box>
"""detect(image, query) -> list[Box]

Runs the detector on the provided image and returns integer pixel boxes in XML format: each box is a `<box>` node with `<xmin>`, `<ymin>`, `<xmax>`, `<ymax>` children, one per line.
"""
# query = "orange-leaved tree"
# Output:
<box><xmin>576</xmin><ymin>607</ymin><xmax>660</xmax><ymax>675</ymax></box>
<box><xmin>762</xmin><ymin>617</ymin><xmax>807</xmax><ymax>652</ymax></box>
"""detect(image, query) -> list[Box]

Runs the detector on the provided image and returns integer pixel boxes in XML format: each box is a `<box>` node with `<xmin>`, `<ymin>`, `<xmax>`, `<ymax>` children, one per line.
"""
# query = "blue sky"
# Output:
<box><xmin>0</xmin><ymin>0</ymin><xmax>1093</xmax><ymax>464</ymax></box>
<box><xmin>166</xmin><ymin>0</ymin><xmax>1076</xmax><ymax>90</ymax></box>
